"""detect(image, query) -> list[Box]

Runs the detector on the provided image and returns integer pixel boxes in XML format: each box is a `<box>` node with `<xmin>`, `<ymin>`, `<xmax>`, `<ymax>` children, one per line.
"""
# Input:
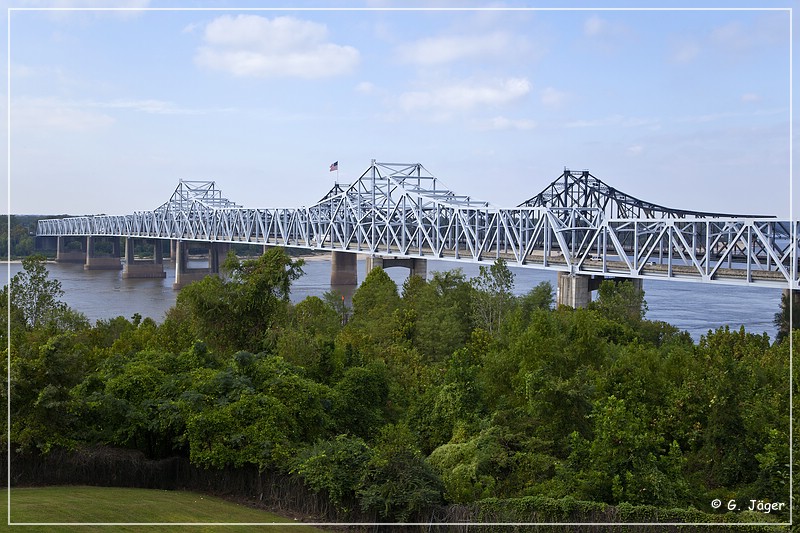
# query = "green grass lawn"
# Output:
<box><xmin>1</xmin><ymin>486</ymin><xmax>330</xmax><ymax>532</ymax></box>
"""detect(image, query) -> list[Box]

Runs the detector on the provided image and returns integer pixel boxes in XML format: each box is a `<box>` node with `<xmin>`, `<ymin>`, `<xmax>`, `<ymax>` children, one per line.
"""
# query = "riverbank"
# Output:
<box><xmin>1</xmin><ymin>257</ymin><xmax>781</xmax><ymax>340</ymax></box>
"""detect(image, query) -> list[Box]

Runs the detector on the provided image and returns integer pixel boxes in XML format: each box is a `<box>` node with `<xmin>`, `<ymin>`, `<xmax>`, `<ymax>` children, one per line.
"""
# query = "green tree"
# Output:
<box><xmin>560</xmin><ymin>395</ymin><xmax>688</xmax><ymax>506</ymax></box>
<box><xmin>277</xmin><ymin>296</ymin><xmax>341</xmax><ymax>382</ymax></box>
<box><xmin>588</xmin><ymin>279</ymin><xmax>647</xmax><ymax>326</ymax></box>
<box><xmin>352</xmin><ymin>267</ymin><xmax>400</xmax><ymax>319</ymax></box>
<box><xmin>1</xmin><ymin>215</ymin><xmax>40</xmax><ymax>259</ymax></box>
<box><xmin>401</xmin><ymin>269</ymin><xmax>473</xmax><ymax>362</ymax></box>
<box><xmin>694</xmin><ymin>327</ymin><xmax>778</xmax><ymax>490</ymax></box>
<box><xmin>349</xmin><ymin>267</ymin><xmax>401</xmax><ymax>347</ymax></box>
<box><xmin>179</xmin><ymin>351</ymin><xmax>335</xmax><ymax>472</ymax></box>
<box><xmin>406</xmin><ymin>330</ymin><xmax>488</xmax><ymax>454</ymax></box>
<box><xmin>9</xmin><ymin>254</ymin><xmax>74</xmax><ymax>329</ymax></box>
<box><xmin>292</xmin><ymin>295</ymin><xmax>342</xmax><ymax>338</ymax></box>
<box><xmin>357</xmin><ymin>424</ymin><xmax>444</xmax><ymax>521</ymax></box>
<box><xmin>428</xmin><ymin>426</ymin><xmax>506</xmax><ymax>503</ymax></box>
<box><xmin>185</xmin><ymin>390</ymin><xmax>294</xmax><ymax>471</ymax></box>
<box><xmin>172</xmin><ymin>248</ymin><xmax>303</xmax><ymax>354</ymax></box>
<box><xmin>519</xmin><ymin>281</ymin><xmax>554</xmax><ymax>314</ymax></box>
<box><xmin>773</xmin><ymin>290</ymin><xmax>799</xmax><ymax>344</ymax></box>
<box><xmin>332</xmin><ymin>364</ymin><xmax>390</xmax><ymax>439</ymax></box>
<box><xmin>6</xmin><ymin>255</ymin><xmax>89</xmax><ymax>452</ymax></box>
<box><xmin>11</xmin><ymin>332</ymin><xmax>90</xmax><ymax>452</ymax></box>
<box><xmin>291</xmin><ymin>435</ymin><xmax>371</xmax><ymax>513</ymax></box>
<box><xmin>483</xmin><ymin>308</ymin><xmax>611</xmax><ymax>453</ymax></box>
<box><xmin>73</xmin><ymin>341</ymin><xmax>215</xmax><ymax>458</ymax></box>
<box><xmin>322</xmin><ymin>290</ymin><xmax>350</xmax><ymax>325</ymax></box>
<box><xmin>471</xmin><ymin>259</ymin><xmax>515</xmax><ymax>334</ymax></box>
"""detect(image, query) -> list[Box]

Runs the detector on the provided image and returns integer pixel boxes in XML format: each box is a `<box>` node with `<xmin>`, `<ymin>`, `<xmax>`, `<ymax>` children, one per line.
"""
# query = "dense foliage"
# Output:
<box><xmin>2</xmin><ymin>215</ymin><xmax>48</xmax><ymax>259</ymax></box>
<box><xmin>4</xmin><ymin>251</ymin><xmax>793</xmax><ymax>525</ymax></box>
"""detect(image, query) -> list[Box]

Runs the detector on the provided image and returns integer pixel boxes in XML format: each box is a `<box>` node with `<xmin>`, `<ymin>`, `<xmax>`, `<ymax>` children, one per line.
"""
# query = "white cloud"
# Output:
<box><xmin>669</xmin><ymin>39</ymin><xmax>701</xmax><ymax>64</ymax></box>
<box><xmin>584</xmin><ymin>15</ymin><xmax>607</xmax><ymax>37</ymax></box>
<box><xmin>356</xmin><ymin>81</ymin><xmax>375</xmax><ymax>94</ymax></box>
<box><xmin>13</xmin><ymin>98</ymin><xmax>115</xmax><ymax>132</ymax></box>
<box><xmin>627</xmin><ymin>144</ymin><xmax>644</xmax><ymax>155</ymax></box>
<box><xmin>741</xmin><ymin>93</ymin><xmax>761</xmax><ymax>103</ymax></box>
<box><xmin>399</xmin><ymin>78</ymin><xmax>531</xmax><ymax>113</ymax></box>
<box><xmin>24</xmin><ymin>0</ymin><xmax>150</xmax><ymax>6</ymax></box>
<box><xmin>396</xmin><ymin>32</ymin><xmax>523</xmax><ymax>66</ymax></box>
<box><xmin>11</xmin><ymin>97</ymin><xmax>229</xmax><ymax>134</ymax></box>
<box><xmin>582</xmin><ymin>14</ymin><xmax>634</xmax><ymax>53</ymax></box>
<box><xmin>10</xmin><ymin>64</ymin><xmax>40</xmax><ymax>79</ymax></box>
<box><xmin>710</xmin><ymin>21</ymin><xmax>748</xmax><ymax>52</ymax></box>
<box><xmin>182</xmin><ymin>22</ymin><xmax>202</xmax><ymax>34</ymax></box>
<box><xmin>473</xmin><ymin>116</ymin><xmax>536</xmax><ymax>131</ymax></box>
<box><xmin>673</xmin><ymin>108</ymin><xmax>784</xmax><ymax>124</ymax></box>
<box><xmin>708</xmin><ymin>16</ymin><xmax>786</xmax><ymax>57</ymax></box>
<box><xmin>99</xmin><ymin>99</ymin><xmax>221</xmax><ymax>115</ymax></box>
<box><xmin>195</xmin><ymin>15</ymin><xmax>359</xmax><ymax>79</ymax></box>
<box><xmin>540</xmin><ymin>87</ymin><xmax>568</xmax><ymax>108</ymax></box>
<box><xmin>565</xmin><ymin>115</ymin><xmax>659</xmax><ymax>129</ymax></box>
<box><xmin>21</xmin><ymin>0</ymin><xmax>152</xmax><ymax>20</ymax></box>
<box><xmin>583</xmin><ymin>15</ymin><xmax>631</xmax><ymax>39</ymax></box>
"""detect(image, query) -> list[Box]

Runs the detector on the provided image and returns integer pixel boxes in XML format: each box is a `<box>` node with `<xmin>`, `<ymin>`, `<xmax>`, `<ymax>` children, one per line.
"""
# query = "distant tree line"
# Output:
<box><xmin>2</xmin><ymin>215</ymin><xmax>47</xmax><ymax>259</ymax></box>
<box><xmin>2</xmin><ymin>251</ymin><xmax>794</xmax><ymax>529</ymax></box>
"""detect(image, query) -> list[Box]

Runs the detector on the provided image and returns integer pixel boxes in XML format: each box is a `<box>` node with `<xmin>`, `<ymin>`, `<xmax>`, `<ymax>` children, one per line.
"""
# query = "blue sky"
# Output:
<box><xmin>4</xmin><ymin>1</ymin><xmax>796</xmax><ymax>218</ymax></box>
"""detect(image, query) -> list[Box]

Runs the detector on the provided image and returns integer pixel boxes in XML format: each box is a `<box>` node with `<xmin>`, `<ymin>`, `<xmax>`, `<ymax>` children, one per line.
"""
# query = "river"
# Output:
<box><xmin>2</xmin><ymin>256</ymin><xmax>782</xmax><ymax>342</ymax></box>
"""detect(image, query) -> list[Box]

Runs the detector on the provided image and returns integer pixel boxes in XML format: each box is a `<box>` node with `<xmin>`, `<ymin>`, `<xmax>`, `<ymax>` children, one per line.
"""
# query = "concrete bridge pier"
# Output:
<box><xmin>365</xmin><ymin>255</ymin><xmax>428</xmax><ymax>280</ymax></box>
<box><xmin>173</xmin><ymin>241</ymin><xmax>230</xmax><ymax>290</ymax></box>
<box><xmin>55</xmin><ymin>236</ymin><xmax>86</xmax><ymax>263</ymax></box>
<box><xmin>35</xmin><ymin>235</ymin><xmax>58</xmax><ymax>254</ymax></box>
<box><xmin>331</xmin><ymin>251</ymin><xmax>358</xmax><ymax>286</ymax></box>
<box><xmin>556</xmin><ymin>272</ymin><xmax>643</xmax><ymax>309</ymax></box>
<box><xmin>123</xmin><ymin>238</ymin><xmax>166</xmax><ymax>279</ymax></box>
<box><xmin>84</xmin><ymin>236</ymin><xmax>122</xmax><ymax>270</ymax></box>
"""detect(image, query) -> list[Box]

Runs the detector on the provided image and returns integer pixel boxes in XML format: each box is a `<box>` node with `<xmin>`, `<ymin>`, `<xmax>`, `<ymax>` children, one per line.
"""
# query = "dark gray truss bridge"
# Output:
<box><xmin>521</xmin><ymin>168</ymin><xmax>772</xmax><ymax>219</ymax></box>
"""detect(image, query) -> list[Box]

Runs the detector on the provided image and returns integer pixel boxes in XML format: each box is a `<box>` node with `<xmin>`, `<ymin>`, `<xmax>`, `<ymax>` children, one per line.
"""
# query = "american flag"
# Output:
<box><xmin>329</xmin><ymin>161</ymin><xmax>338</xmax><ymax>172</ymax></box>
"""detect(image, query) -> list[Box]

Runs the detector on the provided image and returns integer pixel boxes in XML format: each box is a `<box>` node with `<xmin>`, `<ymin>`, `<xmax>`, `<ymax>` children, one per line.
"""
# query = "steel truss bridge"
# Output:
<box><xmin>37</xmin><ymin>160</ymin><xmax>799</xmax><ymax>290</ymax></box>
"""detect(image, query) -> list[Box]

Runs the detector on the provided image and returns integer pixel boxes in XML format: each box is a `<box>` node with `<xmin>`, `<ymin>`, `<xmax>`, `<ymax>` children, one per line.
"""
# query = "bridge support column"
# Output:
<box><xmin>210</xmin><ymin>242</ymin><xmax>231</xmax><ymax>274</ymax></box>
<box><xmin>783</xmin><ymin>289</ymin><xmax>800</xmax><ymax>302</ymax></box>
<box><xmin>123</xmin><ymin>238</ymin><xmax>166</xmax><ymax>279</ymax></box>
<box><xmin>84</xmin><ymin>236</ymin><xmax>122</xmax><ymax>270</ymax></box>
<box><xmin>366</xmin><ymin>255</ymin><xmax>427</xmax><ymax>279</ymax></box>
<box><xmin>35</xmin><ymin>236</ymin><xmax>58</xmax><ymax>254</ymax></box>
<box><xmin>331</xmin><ymin>251</ymin><xmax>358</xmax><ymax>287</ymax></box>
<box><xmin>557</xmin><ymin>272</ymin><xmax>593</xmax><ymax>309</ymax></box>
<box><xmin>173</xmin><ymin>241</ymin><xmax>230</xmax><ymax>290</ymax></box>
<box><xmin>628</xmin><ymin>278</ymin><xmax>644</xmax><ymax>294</ymax></box>
<box><xmin>56</xmin><ymin>236</ymin><xmax>86</xmax><ymax>263</ymax></box>
<box><xmin>557</xmin><ymin>272</ymin><xmax>644</xmax><ymax>309</ymax></box>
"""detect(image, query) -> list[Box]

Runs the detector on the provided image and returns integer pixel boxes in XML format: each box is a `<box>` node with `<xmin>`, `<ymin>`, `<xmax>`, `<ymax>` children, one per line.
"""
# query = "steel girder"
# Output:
<box><xmin>36</xmin><ymin>162</ymin><xmax>799</xmax><ymax>289</ymax></box>
<box><xmin>520</xmin><ymin>169</ymin><xmax>774</xmax><ymax>219</ymax></box>
<box><xmin>571</xmin><ymin>218</ymin><xmax>795</xmax><ymax>287</ymax></box>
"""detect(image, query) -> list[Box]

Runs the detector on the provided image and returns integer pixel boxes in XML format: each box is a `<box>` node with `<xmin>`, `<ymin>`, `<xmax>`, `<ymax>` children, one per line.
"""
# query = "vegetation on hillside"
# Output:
<box><xmin>3</xmin><ymin>251</ymin><xmax>793</xmax><ymax>526</ymax></box>
<box><xmin>1</xmin><ymin>216</ymin><xmax>45</xmax><ymax>259</ymax></box>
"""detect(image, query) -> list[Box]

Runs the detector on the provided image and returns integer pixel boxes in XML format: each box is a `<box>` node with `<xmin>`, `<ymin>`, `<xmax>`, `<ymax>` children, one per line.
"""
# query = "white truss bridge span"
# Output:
<box><xmin>37</xmin><ymin>161</ymin><xmax>798</xmax><ymax>290</ymax></box>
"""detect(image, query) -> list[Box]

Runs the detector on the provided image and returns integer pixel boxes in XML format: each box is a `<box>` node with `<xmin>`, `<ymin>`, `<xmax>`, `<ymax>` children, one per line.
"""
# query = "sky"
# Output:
<box><xmin>3</xmin><ymin>1</ymin><xmax>797</xmax><ymax>218</ymax></box>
